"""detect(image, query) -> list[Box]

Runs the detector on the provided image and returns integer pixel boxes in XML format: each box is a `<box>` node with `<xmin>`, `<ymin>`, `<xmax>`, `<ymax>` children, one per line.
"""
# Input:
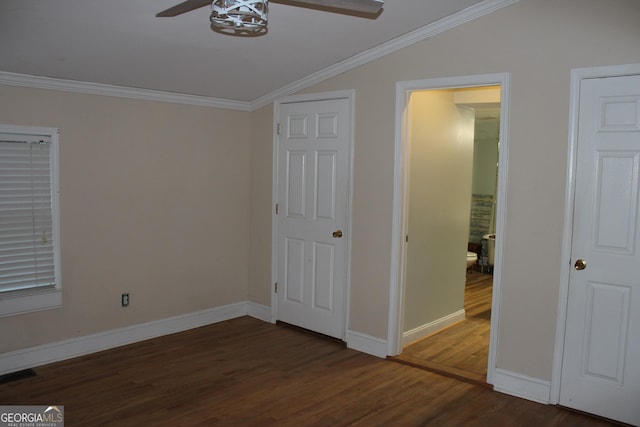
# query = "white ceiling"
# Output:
<box><xmin>0</xmin><ymin>0</ymin><xmax>502</xmax><ymax>106</ymax></box>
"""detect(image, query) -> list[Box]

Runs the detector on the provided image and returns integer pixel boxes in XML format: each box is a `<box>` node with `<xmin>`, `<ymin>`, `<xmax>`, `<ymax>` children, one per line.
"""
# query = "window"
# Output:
<box><xmin>0</xmin><ymin>125</ymin><xmax>61</xmax><ymax>317</ymax></box>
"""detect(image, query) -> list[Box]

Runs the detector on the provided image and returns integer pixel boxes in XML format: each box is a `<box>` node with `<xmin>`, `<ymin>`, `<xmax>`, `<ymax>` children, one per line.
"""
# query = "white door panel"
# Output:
<box><xmin>560</xmin><ymin>74</ymin><xmax>640</xmax><ymax>426</ymax></box>
<box><xmin>276</xmin><ymin>97</ymin><xmax>351</xmax><ymax>339</ymax></box>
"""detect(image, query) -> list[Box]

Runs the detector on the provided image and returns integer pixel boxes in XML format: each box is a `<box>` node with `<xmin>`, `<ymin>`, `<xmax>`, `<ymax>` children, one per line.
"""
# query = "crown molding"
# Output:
<box><xmin>0</xmin><ymin>71</ymin><xmax>252</xmax><ymax>112</ymax></box>
<box><xmin>249</xmin><ymin>0</ymin><xmax>519</xmax><ymax>110</ymax></box>
<box><xmin>0</xmin><ymin>0</ymin><xmax>517</xmax><ymax>112</ymax></box>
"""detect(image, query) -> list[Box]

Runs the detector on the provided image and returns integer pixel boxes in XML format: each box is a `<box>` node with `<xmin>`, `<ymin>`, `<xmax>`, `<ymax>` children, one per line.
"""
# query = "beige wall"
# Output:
<box><xmin>0</xmin><ymin>85</ymin><xmax>252</xmax><ymax>353</ymax></box>
<box><xmin>248</xmin><ymin>105</ymin><xmax>274</xmax><ymax>306</ymax></box>
<box><xmin>252</xmin><ymin>0</ymin><xmax>640</xmax><ymax>380</ymax></box>
<box><xmin>403</xmin><ymin>90</ymin><xmax>473</xmax><ymax>331</ymax></box>
<box><xmin>472</xmin><ymin>119</ymin><xmax>499</xmax><ymax>198</ymax></box>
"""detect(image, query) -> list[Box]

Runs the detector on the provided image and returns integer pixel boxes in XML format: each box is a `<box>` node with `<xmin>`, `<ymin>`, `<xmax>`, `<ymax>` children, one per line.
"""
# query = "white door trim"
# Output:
<box><xmin>388</xmin><ymin>73</ymin><xmax>511</xmax><ymax>387</ymax></box>
<box><xmin>550</xmin><ymin>62</ymin><xmax>640</xmax><ymax>405</ymax></box>
<box><xmin>271</xmin><ymin>90</ymin><xmax>355</xmax><ymax>338</ymax></box>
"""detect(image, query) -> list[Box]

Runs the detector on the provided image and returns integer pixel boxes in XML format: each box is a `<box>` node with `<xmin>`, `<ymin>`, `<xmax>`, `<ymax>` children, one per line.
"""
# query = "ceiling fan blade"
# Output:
<box><xmin>156</xmin><ymin>0</ymin><xmax>212</xmax><ymax>17</ymax></box>
<box><xmin>271</xmin><ymin>0</ymin><xmax>383</xmax><ymax>15</ymax></box>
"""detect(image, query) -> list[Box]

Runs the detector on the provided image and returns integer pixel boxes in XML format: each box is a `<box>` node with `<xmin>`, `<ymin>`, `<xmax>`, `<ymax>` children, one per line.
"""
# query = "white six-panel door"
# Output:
<box><xmin>560</xmin><ymin>74</ymin><xmax>640</xmax><ymax>425</ymax></box>
<box><xmin>275</xmin><ymin>97</ymin><xmax>351</xmax><ymax>339</ymax></box>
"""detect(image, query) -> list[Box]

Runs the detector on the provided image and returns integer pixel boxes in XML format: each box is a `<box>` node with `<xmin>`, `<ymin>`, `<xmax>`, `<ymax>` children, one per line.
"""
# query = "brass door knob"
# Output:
<box><xmin>332</xmin><ymin>229</ymin><xmax>343</xmax><ymax>238</ymax></box>
<box><xmin>574</xmin><ymin>259</ymin><xmax>587</xmax><ymax>270</ymax></box>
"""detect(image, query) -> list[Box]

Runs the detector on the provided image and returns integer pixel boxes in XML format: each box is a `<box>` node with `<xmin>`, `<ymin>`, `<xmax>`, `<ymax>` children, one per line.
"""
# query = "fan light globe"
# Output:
<box><xmin>210</xmin><ymin>0</ymin><xmax>268</xmax><ymax>33</ymax></box>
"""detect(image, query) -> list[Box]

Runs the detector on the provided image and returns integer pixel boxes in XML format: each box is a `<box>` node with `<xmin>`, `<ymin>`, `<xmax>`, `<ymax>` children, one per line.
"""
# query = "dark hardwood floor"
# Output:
<box><xmin>0</xmin><ymin>315</ymin><xmax>619</xmax><ymax>426</ymax></box>
<box><xmin>391</xmin><ymin>270</ymin><xmax>493</xmax><ymax>385</ymax></box>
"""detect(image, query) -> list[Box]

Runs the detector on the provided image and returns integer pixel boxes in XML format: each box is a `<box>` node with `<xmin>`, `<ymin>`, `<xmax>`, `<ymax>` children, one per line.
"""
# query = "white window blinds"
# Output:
<box><xmin>0</xmin><ymin>135</ymin><xmax>56</xmax><ymax>293</ymax></box>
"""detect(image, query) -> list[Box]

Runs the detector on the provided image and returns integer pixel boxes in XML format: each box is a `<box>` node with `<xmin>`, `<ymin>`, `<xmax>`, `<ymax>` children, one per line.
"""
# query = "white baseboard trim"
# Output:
<box><xmin>246</xmin><ymin>302</ymin><xmax>271</xmax><ymax>322</ymax></box>
<box><xmin>0</xmin><ymin>301</ymin><xmax>257</xmax><ymax>376</ymax></box>
<box><xmin>492</xmin><ymin>368</ymin><xmax>551</xmax><ymax>404</ymax></box>
<box><xmin>402</xmin><ymin>309</ymin><xmax>466</xmax><ymax>347</ymax></box>
<box><xmin>346</xmin><ymin>329</ymin><xmax>388</xmax><ymax>358</ymax></box>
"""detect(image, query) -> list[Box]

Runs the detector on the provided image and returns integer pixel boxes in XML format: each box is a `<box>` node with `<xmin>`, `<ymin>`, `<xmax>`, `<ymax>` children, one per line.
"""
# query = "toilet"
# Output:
<box><xmin>466</xmin><ymin>251</ymin><xmax>478</xmax><ymax>269</ymax></box>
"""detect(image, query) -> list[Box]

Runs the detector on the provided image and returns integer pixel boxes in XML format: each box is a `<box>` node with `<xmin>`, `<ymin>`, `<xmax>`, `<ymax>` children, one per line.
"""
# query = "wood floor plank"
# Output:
<box><xmin>0</xmin><ymin>316</ymin><xmax>619</xmax><ymax>426</ymax></box>
<box><xmin>392</xmin><ymin>271</ymin><xmax>493</xmax><ymax>381</ymax></box>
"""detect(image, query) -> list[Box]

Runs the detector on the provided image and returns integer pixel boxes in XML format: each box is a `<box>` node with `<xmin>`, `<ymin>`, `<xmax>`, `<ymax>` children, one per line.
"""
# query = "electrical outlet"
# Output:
<box><xmin>121</xmin><ymin>293</ymin><xmax>129</xmax><ymax>307</ymax></box>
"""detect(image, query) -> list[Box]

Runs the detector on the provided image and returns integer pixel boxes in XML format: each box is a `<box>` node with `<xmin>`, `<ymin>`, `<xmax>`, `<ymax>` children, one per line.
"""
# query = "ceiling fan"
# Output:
<box><xmin>157</xmin><ymin>0</ymin><xmax>384</xmax><ymax>35</ymax></box>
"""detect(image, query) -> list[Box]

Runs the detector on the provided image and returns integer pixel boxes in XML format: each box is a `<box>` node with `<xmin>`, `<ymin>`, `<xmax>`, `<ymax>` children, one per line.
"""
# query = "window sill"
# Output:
<box><xmin>0</xmin><ymin>287</ymin><xmax>62</xmax><ymax>317</ymax></box>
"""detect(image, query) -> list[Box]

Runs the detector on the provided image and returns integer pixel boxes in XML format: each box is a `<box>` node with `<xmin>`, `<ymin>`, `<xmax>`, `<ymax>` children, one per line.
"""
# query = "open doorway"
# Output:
<box><xmin>387</xmin><ymin>74</ymin><xmax>510</xmax><ymax>388</ymax></box>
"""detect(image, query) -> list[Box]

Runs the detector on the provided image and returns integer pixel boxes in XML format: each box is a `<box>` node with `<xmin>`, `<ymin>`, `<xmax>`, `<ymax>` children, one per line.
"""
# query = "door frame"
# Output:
<box><xmin>551</xmin><ymin>62</ymin><xmax>640</xmax><ymax>404</ymax></box>
<box><xmin>270</xmin><ymin>90</ymin><xmax>356</xmax><ymax>339</ymax></box>
<box><xmin>387</xmin><ymin>73</ymin><xmax>511</xmax><ymax>387</ymax></box>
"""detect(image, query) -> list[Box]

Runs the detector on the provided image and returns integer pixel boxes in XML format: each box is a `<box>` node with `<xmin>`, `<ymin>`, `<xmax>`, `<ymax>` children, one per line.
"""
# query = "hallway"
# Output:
<box><xmin>391</xmin><ymin>271</ymin><xmax>493</xmax><ymax>385</ymax></box>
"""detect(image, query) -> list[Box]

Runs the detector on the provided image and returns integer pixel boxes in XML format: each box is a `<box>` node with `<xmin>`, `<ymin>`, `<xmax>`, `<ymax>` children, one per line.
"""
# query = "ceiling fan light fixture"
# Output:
<box><xmin>210</xmin><ymin>0</ymin><xmax>268</xmax><ymax>33</ymax></box>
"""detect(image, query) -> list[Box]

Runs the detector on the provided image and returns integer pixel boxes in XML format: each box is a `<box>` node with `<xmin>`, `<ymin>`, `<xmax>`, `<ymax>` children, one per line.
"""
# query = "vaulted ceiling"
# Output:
<box><xmin>0</xmin><ymin>0</ymin><xmax>513</xmax><ymax>108</ymax></box>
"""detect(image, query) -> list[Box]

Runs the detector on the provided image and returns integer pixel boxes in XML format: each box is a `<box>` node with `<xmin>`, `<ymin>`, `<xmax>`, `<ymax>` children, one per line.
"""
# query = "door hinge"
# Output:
<box><xmin>277</xmin><ymin>123</ymin><xmax>281</xmax><ymax>135</ymax></box>
<box><xmin>405</xmin><ymin>235</ymin><xmax>409</xmax><ymax>243</ymax></box>
<box><xmin>275</xmin><ymin>282</ymin><xmax>278</xmax><ymax>293</ymax></box>
<box><xmin>275</xmin><ymin>203</ymin><xmax>279</xmax><ymax>215</ymax></box>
